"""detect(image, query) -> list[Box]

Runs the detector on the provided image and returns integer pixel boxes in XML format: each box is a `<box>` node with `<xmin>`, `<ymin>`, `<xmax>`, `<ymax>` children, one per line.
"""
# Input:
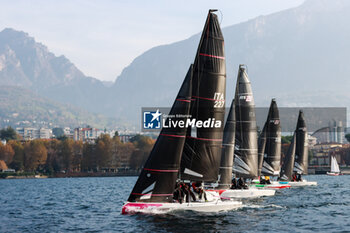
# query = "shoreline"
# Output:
<box><xmin>0</xmin><ymin>171</ymin><xmax>140</xmax><ymax>179</ymax></box>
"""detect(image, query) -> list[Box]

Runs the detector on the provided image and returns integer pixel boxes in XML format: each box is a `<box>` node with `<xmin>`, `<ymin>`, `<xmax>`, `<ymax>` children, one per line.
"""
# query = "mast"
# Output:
<box><xmin>257</xmin><ymin>124</ymin><xmax>267</xmax><ymax>177</ymax></box>
<box><xmin>128</xmin><ymin>65</ymin><xmax>193</xmax><ymax>203</ymax></box>
<box><xmin>180</xmin><ymin>10</ymin><xmax>226</xmax><ymax>181</ymax></box>
<box><xmin>280</xmin><ymin>134</ymin><xmax>296</xmax><ymax>181</ymax></box>
<box><xmin>233</xmin><ymin>65</ymin><xmax>258</xmax><ymax>179</ymax></box>
<box><xmin>217</xmin><ymin>99</ymin><xmax>235</xmax><ymax>189</ymax></box>
<box><xmin>260</xmin><ymin>99</ymin><xmax>281</xmax><ymax>176</ymax></box>
<box><xmin>294</xmin><ymin>110</ymin><xmax>308</xmax><ymax>174</ymax></box>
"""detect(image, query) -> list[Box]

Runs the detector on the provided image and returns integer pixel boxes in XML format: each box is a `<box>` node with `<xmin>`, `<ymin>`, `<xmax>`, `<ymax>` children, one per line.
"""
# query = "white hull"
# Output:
<box><xmin>217</xmin><ymin>188</ymin><xmax>275</xmax><ymax>199</ymax></box>
<box><xmin>288</xmin><ymin>179</ymin><xmax>317</xmax><ymax>187</ymax></box>
<box><xmin>327</xmin><ymin>172</ymin><xmax>340</xmax><ymax>176</ymax></box>
<box><xmin>250</xmin><ymin>182</ymin><xmax>291</xmax><ymax>189</ymax></box>
<box><xmin>122</xmin><ymin>200</ymin><xmax>242</xmax><ymax>215</ymax></box>
<box><xmin>122</xmin><ymin>191</ymin><xmax>242</xmax><ymax>214</ymax></box>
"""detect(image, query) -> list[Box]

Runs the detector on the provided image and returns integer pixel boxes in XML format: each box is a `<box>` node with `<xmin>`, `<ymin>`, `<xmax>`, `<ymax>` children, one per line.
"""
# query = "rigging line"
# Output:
<box><xmin>218</xmin><ymin>10</ymin><xmax>223</xmax><ymax>25</ymax></box>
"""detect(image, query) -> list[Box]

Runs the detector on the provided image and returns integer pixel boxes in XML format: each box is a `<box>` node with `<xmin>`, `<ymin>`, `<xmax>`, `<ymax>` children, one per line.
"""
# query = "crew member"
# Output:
<box><xmin>173</xmin><ymin>182</ymin><xmax>184</xmax><ymax>204</ymax></box>
<box><xmin>192</xmin><ymin>181</ymin><xmax>207</xmax><ymax>202</ymax></box>
<box><xmin>231</xmin><ymin>178</ymin><xmax>237</xmax><ymax>189</ymax></box>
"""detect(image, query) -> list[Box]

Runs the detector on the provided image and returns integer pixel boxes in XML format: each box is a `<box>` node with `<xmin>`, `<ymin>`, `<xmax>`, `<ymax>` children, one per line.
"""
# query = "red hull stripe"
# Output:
<box><xmin>176</xmin><ymin>99</ymin><xmax>191</xmax><ymax>103</ymax></box>
<box><xmin>186</xmin><ymin>136</ymin><xmax>222</xmax><ymax>142</ymax></box>
<box><xmin>199</xmin><ymin>53</ymin><xmax>225</xmax><ymax>60</ymax></box>
<box><xmin>160</xmin><ymin>133</ymin><xmax>186</xmax><ymax>138</ymax></box>
<box><xmin>144</xmin><ymin>168</ymin><xmax>178</xmax><ymax>172</ymax></box>
<box><xmin>207</xmin><ymin>189</ymin><xmax>226</xmax><ymax>195</ymax></box>
<box><xmin>131</xmin><ymin>193</ymin><xmax>173</xmax><ymax>196</ymax></box>
<box><xmin>192</xmin><ymin>96</ymin><xmax>225</xmax><ymax>102</ymax></box>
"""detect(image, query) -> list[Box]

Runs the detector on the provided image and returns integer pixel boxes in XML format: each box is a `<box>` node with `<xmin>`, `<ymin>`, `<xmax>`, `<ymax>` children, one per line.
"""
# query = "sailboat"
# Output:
<box><xmin>279</xmin><ymin>110</ymin><xmax>317</xmax><ymax>187</ymax></box>
<box><xmin>213</xmin><ymin>65</ymin><xmax>275</xmax><ymax>199</ymax></box>
<box><xmin>122</xmin><ymin>10</ymin><xmax>241</xmax><ymax>214</ymax></box>
<box><xmin>327</xmin><ymin>156</ymin><xmax>341</xmax><ymax>176</ymax></box>
<box><xmin>252</xmin><ymin>99</ymin><xmax>290</xmax><ymax>189</ymax></box>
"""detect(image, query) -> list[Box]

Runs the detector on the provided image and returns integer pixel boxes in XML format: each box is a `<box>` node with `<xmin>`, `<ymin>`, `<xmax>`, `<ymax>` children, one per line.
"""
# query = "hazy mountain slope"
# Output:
<box><xmin>112</xmin><ymin>0</ymin><xmax>350</xmax><ymax>124</ymax></box>
<box><xmin>0</xmin><ymin>28</ymin><xmax>110</xmax><ymax>115</ymax></box>
<box><xmin>1</xmin><ymin>0</ymin><xmax>350</xmax><ymax>128</ymax></box>
<box><xmin>0</xmin><ymin>86</ymin><xmax>115</xmax><ymax>128</ymax></box>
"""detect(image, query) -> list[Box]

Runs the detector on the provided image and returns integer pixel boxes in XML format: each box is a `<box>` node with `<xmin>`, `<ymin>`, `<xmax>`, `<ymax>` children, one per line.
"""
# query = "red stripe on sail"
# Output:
<box><xmin>192</xmin><ymin>96</ymin><xmax>225</xmax><ymax>101</ymax></box>
<box><xmin>160</xmin><ymin>134</ymin><xmax>185</xmax><ymax>138</ymax></box>
<box><xmin>199</xmin><ymin>53</ymin><xmax>225</xmax><ymax>60</ymax></box>
<box><xmin>176</xmin><ymin>99</ymin><xmax>191</xmax><ymax>103</ymax></box>
<box><xmin>144</xmin><ymin>168</ymin><xmax>179</xmax><ymax>172</ymax></box>
<box><xmin>131</xmin><ymin>193</ymin><xmax>173</xmax><ymax>196</ymax></box>
<box><xmin>186</xmin><ymin>136</ymin><xmax>222</xmax><ymax>142</ymax></box>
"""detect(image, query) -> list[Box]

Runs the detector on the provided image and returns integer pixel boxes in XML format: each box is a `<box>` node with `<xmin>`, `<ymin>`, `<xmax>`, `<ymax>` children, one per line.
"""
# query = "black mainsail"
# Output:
<box><xmin>217</xmin><ymin>99</ymin><xmax>235</xmax><ymax>189</ymax></box>
<box><xmin>280</xmin><ymin>134</ymin><xmax>296</xmax><ymax>181</ymax></box>
<box><xmin>180</xmin><ymin>10</ymin><xmax>226</xmax><ymax>181</ymax></box>
<box><xmin>233</xmin><ymin>65</ymin><xmax>258</xmax><ymax>178</ymax></box>
<box><xmin>294</xmin><ymin>110</ymin><xmax>308</xmax><ymax>174</ymax></box>
<box><xmin>260</xmin><ymin>99</ymin><xmax>281</xmax><ymax>176</ymax></box>
<box><xmin>257</xmin><ymin>124</ymin><xmax>267</xmax><ymax>176</ymax></box>
<box><xmin>128</xmin><ymin>66</ymin><xmax>193</xmax><ymax>203</ymax></box>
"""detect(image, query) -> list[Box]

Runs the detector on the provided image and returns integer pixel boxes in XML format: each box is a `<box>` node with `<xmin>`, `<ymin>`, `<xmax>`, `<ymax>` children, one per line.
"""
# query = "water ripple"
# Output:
<box><xmin>0</xmin><ymin>175</ymin><xmax>349</xmax><ymax>232</ymax></box>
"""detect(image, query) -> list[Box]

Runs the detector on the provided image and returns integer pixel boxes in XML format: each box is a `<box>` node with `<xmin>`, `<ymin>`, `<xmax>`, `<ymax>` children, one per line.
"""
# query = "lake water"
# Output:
<box><xmin>0</xmin><ymin>175</ymin><xmax>349</xmax><ymax>232</ymax></box>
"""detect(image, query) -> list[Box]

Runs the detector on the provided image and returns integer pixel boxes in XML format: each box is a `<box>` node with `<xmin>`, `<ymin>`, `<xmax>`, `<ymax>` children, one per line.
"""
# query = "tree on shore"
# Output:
<box><xmin>24</xmin><ymin>140</ymin><xmax>48</xmax><ymax>172</ymax></box>
<box><xmin>0</xmin><ymin>127</ymin><xmax>18</xmax><ymax>141</ymax></box>
<box><xmin>129</xmin><ymin>135</ymin><xmax>154</xmax><ymax>170</ymax></box>
<box><xmin>81</xmin><ymin>143</ymin><xmax>95</xmax><ymax>172</ymax></box>
<box><xmin>8</xmin><ymin>140</ymin><xmax>24</xmax><ymax>171</ymax></box>
<box><xmin>0</xmin><ymin>143</ymin><xmax>15</xmax><ymax>166</ymax></box>
<box><xmin>345</xmin><ymin>134</ymin><xmax>350</xmax><ymax>143</ymax></box>
<box><xmin>95</xmin><ymin>134</ymin><xmax>113</xmax><ymax>169</ymax></box>
<box><xmin>281</xmin><ymin>135</ymin><xmax>293</xmax><ymax>144</ymax></box>
<box><xmin>60</xmin><ymin>139</ymin><xmax>74</xmax><ymax>172</ymax></box>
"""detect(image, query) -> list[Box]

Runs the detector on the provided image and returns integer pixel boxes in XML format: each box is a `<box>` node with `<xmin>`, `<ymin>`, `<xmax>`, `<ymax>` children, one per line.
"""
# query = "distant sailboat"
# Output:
<box><xmin>280</xmin><ymin>134</ymin><xmax>296</xmax><ymax>181</ymax></box>
<box><xmin>211</xmin><ymin>65</ymin><xmax>275</xmax><ymax>199</ymax></box>
<box><xmin>260</xmin><ymin>99</ymin><xmax>281</xmax><ymax>177</ymax></box>
<box><xmin>122</xmin><ymin>10</ymin><xmax>241</xmax><ymax>214</ymax></box>
<box><xmin>327</xmin><ymin>156</ymin><xmax>341</xmax><ymax>176</ymax></box>
<box><xmin>253</xmin><ymin>99</ymin><xmax>290</xmax><ymax>189</ymax></box>
<box><xmin>279</xmin><ymin>110</ymin><xmax>317</xmax><ymax>187</ymax></box>
<box><xmin>233</xmin><ymin>65</ymin><xmax>259</xmax><ymax>179</ymax></box>
<box><xmin>294</xmin><ymin>110</ymin><xmax>309</xmax><ymax>175</ymax></box>
<box><xmin>217</xmin><ymin>99</ymin><xmax>236</xmax><ymax>190</ymax></box>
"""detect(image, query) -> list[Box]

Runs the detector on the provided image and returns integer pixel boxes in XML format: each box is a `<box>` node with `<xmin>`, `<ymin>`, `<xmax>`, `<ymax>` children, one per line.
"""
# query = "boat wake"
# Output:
<box><xmin>243</xmin><ymin>203</ymin><xmax>285</xmax><ymax>210</ymax></box>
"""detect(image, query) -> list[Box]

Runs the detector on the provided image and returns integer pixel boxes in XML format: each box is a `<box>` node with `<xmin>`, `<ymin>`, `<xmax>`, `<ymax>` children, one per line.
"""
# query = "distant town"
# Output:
<box><xmin>0</xmin><ymin>125</ymin><xmax>155</xmax><ymax>179</ymax></box>
<box><xmin>1</xmin><ymin>120</ymin><xmax>350</xmax><ymax>178</ymax></box>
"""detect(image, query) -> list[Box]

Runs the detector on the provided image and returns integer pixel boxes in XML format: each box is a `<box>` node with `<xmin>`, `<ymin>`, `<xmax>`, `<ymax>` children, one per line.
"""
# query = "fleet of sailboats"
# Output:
<box><xmin>122</xmin><ymin>9</ymin><xmax>319</xmax><ymax>215</ymax></box>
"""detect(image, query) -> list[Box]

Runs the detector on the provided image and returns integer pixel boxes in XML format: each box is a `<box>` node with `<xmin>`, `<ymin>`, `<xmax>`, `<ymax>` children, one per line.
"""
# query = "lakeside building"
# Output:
<box><xmin>308</xmin><ymin>135</ymin><xmax>317</xmax><ymax>148</ymax></box>
<box><xmin>73</xmin><ymin>127</ymin><xmax>103</xmax><ymax>142</ymax></box>
<box><xmin>310</xmin><ymin>142</ymin><xmax>343</xmax><ymax>166</ymax></box>
<box><xmin>119</xmin><ymin>134</ymin><xmax>135</xmax><ymax>143</ymax></box>
<box><xmin>16</xmin><ymin>127</ymin><xmax>52</xmax><ymax>140</ymax></box>
<box><xmin>63</xmin><ymin>127</ymin><xmax>74</xmax><ymax>138</ymax></box>
<box><xmin>312</xmin><ymin>120</ymin><xmax>345</xmax><ymax>144</ymax></box>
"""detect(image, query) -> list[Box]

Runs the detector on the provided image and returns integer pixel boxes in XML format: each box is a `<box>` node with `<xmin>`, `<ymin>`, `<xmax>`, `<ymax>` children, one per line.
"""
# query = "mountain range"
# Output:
<box><xmin>1</xmin><ymin>0</ymin><xmax>350</xmax><ymax>128</ymax></box>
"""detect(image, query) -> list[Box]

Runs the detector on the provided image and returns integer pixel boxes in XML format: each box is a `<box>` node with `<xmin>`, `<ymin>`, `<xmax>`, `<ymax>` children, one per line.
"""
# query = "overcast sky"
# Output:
<box><xmin>0</xmin><ymin>0</ymin><xmax>305</xmax><ymax>81</ymax></box>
